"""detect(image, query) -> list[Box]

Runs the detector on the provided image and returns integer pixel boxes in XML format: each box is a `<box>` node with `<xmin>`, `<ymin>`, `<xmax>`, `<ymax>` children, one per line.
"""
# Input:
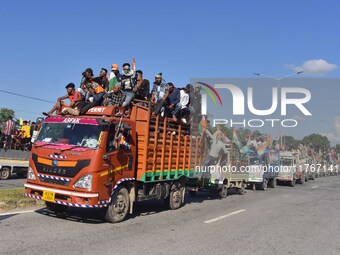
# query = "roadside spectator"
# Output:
<box><xmin>134</xmin><ymin>70</ymin><xmax>150</xmax><ymax>101</ymax></box>
<box><xmin>2</xmin><ymin>116</ymin><xmax>15</xmax><ymax>148</ymax></box>
<box><xmin>94</xmin><ymin>68</ymin><xmax>109</xmax><ymax>91</ymax></box>
<box><xmin>166</xmin><ymin>83</ymin><xmax>180</xmax><ymax>120</ymax></box>
<box><xmin>42</xmin><ymin>83</ymin><xmax>81</xmax><ymax>117</ymax></box>
<box><xmin>79</xmin><ymin>83</ymin><xmax>106</xmax><ymax>115</ymax></box>
<box><xmin>121</xmin><ymin>63</ymin><xmax>136</xmax><ymax>107</ymax></box>
<box><xmin>151</xmin><ymin>73</ymin><xmax>169</xmax><ymax>116</ymax></box>
<box><xmin>21</xmin><ymin>121</ymin><xmax>31</xmax><ymax>145</ymax></box>
<box><xmin>30</xmin><ymin>122</ymin><xmax>36</xmax><ymax>137</ymax></box>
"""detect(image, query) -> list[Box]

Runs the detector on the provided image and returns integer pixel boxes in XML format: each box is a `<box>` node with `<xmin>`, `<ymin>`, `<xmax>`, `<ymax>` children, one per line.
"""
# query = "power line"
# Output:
<box><xmin>0</xmin><ymin>89</ymin><xmax>55</xmax><ymax>104</ymax></box>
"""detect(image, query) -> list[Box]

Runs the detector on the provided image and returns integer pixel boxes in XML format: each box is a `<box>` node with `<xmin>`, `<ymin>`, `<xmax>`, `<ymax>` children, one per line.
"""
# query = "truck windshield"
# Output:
<box><xmin>36</xmin><ymin>123</ymin><xmax>102</xmax><ymax>149</ymax></box>
<box><xmin>281</xmin><ymin>159</ymin><xmax>294</xmax><ymax>166</ymax></box>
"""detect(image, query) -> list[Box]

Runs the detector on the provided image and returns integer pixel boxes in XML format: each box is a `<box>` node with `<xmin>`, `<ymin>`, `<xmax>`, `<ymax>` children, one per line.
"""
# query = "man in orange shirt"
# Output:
<box><xmin>43</xmin><ymin>83</ymin><xmax>81</xmax><ymax>117</ymax></box>
<box><xmin>79</xmin><ymin>83</ymin><xmax>106</xmax><ymax>115</ymax></box>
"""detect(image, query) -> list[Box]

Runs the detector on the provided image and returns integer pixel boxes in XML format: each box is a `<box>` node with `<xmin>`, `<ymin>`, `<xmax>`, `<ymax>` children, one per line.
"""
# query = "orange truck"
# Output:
<box><xmin>24</xmin><ymin>103</ymin><xmax>204</xmax><ymax>222</ymax></box>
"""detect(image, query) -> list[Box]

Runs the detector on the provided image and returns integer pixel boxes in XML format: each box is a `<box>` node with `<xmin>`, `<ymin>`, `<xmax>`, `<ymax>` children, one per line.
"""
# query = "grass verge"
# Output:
<box><xmin>0</xmin><ymin>187</ymin><xmax>44</xmax><ymax>212</ymax></box>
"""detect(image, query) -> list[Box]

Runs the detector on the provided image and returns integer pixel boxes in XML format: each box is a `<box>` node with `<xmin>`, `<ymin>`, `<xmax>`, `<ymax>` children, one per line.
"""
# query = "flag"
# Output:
<box><xmin>131</xmin><ymin>57</ymin><xmax>136</xmax><ymax>71</ymax></box>
<box><xmin>267</xmin><ymin>134</ymin><xmax>273</xmax><ymax>148</ymax></box>
<box><xmin>233</xmin><ymin>128</ymin><xmax>241</xmax><ymax>149</ymax></box>
<box><xmin>108</xmin><ymin>71</ymin><xmax>118</xmax><ymax>91</ymax></box>
<box><xmin>275</xmin><ymin>132</ymin><xmax>281</xmax><ymax>150</ymax></box>
<box><xmin>257</xmin><ymin>140</ymin><xmax>268</xmax><ymax>156</ymax></box>
<box><xmin>19</xmin><ymin>117</ymin><xmax>23</xmax><ymax>126</ymax></box>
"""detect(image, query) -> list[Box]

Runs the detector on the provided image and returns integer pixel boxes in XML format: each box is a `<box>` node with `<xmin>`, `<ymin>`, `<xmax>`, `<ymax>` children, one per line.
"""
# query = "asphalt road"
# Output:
<box><xmin>0</xmin><ymin>175</ymin><xmax>26</xmax><ymax>189</ymax></box>
<box><xmin>1</xmin><ymin>177</ymin><xmax>340</xmax><ymax>255</ymax></box>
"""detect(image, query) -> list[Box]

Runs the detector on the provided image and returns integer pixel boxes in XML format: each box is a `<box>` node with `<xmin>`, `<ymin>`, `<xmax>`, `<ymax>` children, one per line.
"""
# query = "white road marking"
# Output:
<box><xmin>0</xmin><ymin>209</ymin><xmax>42</xmax><ymax>217</ymax></box>
<box><xmin>204</xmin><ymin>209</ymin><xmax>246</xmax><ymax>224</ymax></box>
<box><xmin>312</xmin><ymin>185</ymin><xmax>319</xmax><ymax>189</ymax></box>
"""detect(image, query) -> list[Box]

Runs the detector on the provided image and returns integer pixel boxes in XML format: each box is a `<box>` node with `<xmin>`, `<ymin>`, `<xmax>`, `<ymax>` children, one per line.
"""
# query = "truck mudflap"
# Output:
<box><xmin>24</xmin><ymin>183</ymin><xmax>109</xmax><ymax>209</ymax></box>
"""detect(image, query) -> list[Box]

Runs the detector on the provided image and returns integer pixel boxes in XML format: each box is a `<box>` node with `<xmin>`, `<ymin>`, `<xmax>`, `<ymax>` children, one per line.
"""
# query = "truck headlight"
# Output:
<box><xmin>74</xmin><ymin>174</ymin><xmax>92</xmax><ymax>190</ymax></box>
<box><xmin>27</xmin><ymin>167</ymin><xmax>36</xmax><ymax>180</ymax></box>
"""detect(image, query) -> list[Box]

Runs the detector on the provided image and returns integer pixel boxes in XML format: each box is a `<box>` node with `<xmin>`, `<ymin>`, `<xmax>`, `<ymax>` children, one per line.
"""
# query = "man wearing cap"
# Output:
<box><xmin>94</xmin><ymin>68</ymin><xmax>109</xmax><ymax>91</ymax></box>
<box><xmin>42</xmin><ymin>83</ymin><xmax>81</xmax><ymax>117</ymax></box>
<box><xmin>151</xmin><ymin>73</ymin><xmax>169</xmax><ymax>116</ymax></box>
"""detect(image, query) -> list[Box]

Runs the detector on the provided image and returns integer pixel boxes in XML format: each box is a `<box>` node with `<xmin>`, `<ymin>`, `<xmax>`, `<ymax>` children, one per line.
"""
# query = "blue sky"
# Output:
<box><xmin>0</xmin><ymin>0</ymin><xmax>339</xmax><ymax>143</ymax></box>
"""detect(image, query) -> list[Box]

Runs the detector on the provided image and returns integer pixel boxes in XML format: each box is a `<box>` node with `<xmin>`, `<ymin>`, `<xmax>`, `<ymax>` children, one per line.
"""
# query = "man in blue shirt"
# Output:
<box><xmin>166</xmin><ymin>83</ymin><xmax>181</xmax><ymax>121</ymax></box>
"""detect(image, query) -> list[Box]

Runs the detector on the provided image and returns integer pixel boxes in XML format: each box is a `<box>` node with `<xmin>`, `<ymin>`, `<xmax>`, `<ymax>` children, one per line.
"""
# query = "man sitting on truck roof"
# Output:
<box><xmin>133</xmin><ymin>70</ymin><xmax>150</xmax><ymax>104</ymax></box>
<box><xmin>93</xmin><ymin>68</ymin><xmax>109</xmax><ymax>91</ymax></box>
<box><xmin>151</xmin><ymin>73</ymin><xmax>169</xmax><ymax>117</ymax></box>
<box><xmin>42</xmin><ymin>83</ymin><xmax>81</xmax><ymax>117</ymax></box>
<box><xmin>105</xmin><ymin>83</ymin><xmax>126</xmax><ymax>116</ymax></box>
<box><xmin>166</xmin><ymin>82</ymin><xmax>180</xmax><ymax>121</ymax></box>
<box><xmin>79</xmin><ymin>83</ymin><xmax>106</xmax><ymax>115</ymax></box>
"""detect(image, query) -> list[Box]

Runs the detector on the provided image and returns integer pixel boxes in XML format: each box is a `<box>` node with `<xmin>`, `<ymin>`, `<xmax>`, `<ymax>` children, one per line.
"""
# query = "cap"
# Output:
<box><xmin>167</xmin><ymin>82</ymin><xmax>174</xmax><ymax>87</ymax></box>
<box><xmin>155</xmin><ymin>72</ymin><xmax>162</xmax><ymax>78</ymax></box>
<box><xmin>101</xmin><ymin>68</ymin><xmax>108</xmax><ymax>74</ymax></box>
<box><xmin>65</xmin><ymin>83</ymin><xmax>75</xmax><ymax>89</ymax></box>
<box><xmin>111</xmin><ymin>64</ymin><xmax>119</xmax><ymax>71</ymax></box>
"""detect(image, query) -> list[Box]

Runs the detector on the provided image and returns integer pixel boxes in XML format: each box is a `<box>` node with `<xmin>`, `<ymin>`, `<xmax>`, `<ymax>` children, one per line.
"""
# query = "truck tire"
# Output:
<box><xmin>45</xmin><ymin>202</ymin><xmax>68</xmax><ymax>213</ymax></box>
<box><xmin>299</xmin><ymin>175</ymin><xmax>305</xmax><ymax>184</ymax></box>
<box><xmin>290</xmin><ymin>178</ymin><xmax>296</xmax><ymax>187</ymax></box>
<box><xmin>238</xmin><ymin>185</ymin><xmax>246</xmax><ymax>195</ymax></box>
<box><xmin>165</xmin><ymin>182</ymin><xmax>184</xmax><ymax>210</ymax></box>
<box><xmin>17</xmin><ymin>172</ymin><xmax>27</xmax><ymax>178</ymax></box>
<box><xmin>105</xmin><ymin>186</ymin><xmax>130</xmax><ymax>223</ymax></box>
<box><xmin>218</xmin><ymin>185</ymin><xmax>228</xmax><ymax>198</ymax></box>
<box><xmin>269</xmin><ymin>178</ymin><xmax>277</xmax><ymax>188</ymax></box>
<box><xmin>261</xmin><ymin>179</ymin><xmax>268</xmax><ymax>191</ymax></box>
<box><xmin>0</xmin><ymin>167</ymin><xmax>11</xmax><ymax>180</ymax></box>
<box><xmin>188</xmin><ymin>190</ymin><xmax>197</xmax><ymax>196</ymax></box>
<box><xmin>305</xmin><ymin>174</ymin><xmax>309</xmax><ymax>182</ymax></box>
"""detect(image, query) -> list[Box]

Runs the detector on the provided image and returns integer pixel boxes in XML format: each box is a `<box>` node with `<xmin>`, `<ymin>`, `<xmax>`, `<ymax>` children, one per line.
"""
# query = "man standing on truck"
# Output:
<box><xmin>133</xmin><ymin>70</ymin><xmax>150</xmax><ymax>102</ymax></box>
<box><xmin>151</xmin><ymin>73</ymin><xmax>169</xmax><ymax>116</ymax></box>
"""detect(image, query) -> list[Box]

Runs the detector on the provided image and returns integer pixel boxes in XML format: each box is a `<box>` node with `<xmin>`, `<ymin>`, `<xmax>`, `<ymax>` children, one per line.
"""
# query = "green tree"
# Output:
<box><xmin>0</xmin><ymin>108</ymin><xmax>15</xmax><ymax>124</ymax></box>
<box><xmin>336</xmin><ymin>144</ymin><xmax>340</xmax><ymax>154</ymax></box>
<box><xmin>302</xmin><ymin>133</ymin><xmax>330</xmax><ymax>151</ymax></box>
<box><xmin>283</xmin><ymin>135</ymin><xmax>301</xmax><ymax>150</ymax></box>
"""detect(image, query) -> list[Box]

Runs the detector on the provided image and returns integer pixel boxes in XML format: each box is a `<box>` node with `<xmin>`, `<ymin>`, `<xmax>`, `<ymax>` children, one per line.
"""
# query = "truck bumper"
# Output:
<box><xmin>24</xmin><ymin>183</ymin><xmax>109</xmax><ymax>208</ymax></box>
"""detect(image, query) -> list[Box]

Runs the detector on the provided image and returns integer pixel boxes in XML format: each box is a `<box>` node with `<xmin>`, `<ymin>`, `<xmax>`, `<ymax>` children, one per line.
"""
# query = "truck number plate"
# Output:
<box><xmin>42</xmin><ymin>190</ymin><xmax>55</xmax><ymax>202</ymax></box>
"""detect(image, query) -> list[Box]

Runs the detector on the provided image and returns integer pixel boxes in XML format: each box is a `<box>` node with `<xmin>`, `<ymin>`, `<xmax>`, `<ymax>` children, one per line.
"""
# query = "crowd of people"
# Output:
<box><xmin>0</xmin><ymin>116</ymin><xmax>42</xmax><ymax>150</ymax></box>
<box><xmin>42</xmin><ymin>63</ymin><xmax>202</xmax><ymax>123</ymax></box>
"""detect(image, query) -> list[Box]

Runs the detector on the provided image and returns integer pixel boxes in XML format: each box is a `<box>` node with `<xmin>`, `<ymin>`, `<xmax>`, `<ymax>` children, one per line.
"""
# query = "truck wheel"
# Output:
<box><xmin>0</xmin><ymin>167</ymin><xmax>11</xmax><ymax>180</ymax></box>
<box><xmin>290</xmin><ymin>178</ymin><xmax>296</xmax><ymax>187</ymax></box>
<box><xmin>45</xmin><ymin>202</ymin><xmax>68</xmax><ymax>213</ymax></box>
<box><xmin>165</xmin><ymin>182</ymin><xmax>184</xmax><ymax>210</ymax></box>
<box><xmin>261</xmin><ymin>179</ymin><xmax>268</xmax><ymax>191</ymax></box>
<box><xmin>188</xmin><ymin>190</ymin><xmax>197</xmax><ymax>196</ymax></box>
<box><xmin>218</xmin><ymin>185</ymin><xmax>228</xmax><ymax>198</ymax></box>
<box><xmin>269</xmin><ymin>178</ymin><xmax>277</xmax><ymax>188</ymax></box>
<box><xmin>238</xmin><ymin>185</ymin><xmax>246</xmax><ymax>195</ymax></box>
<box><xmin>299</xmin><ymin>175</ymin><xmax>305</xmax><ymax>184</ymax></box>
<box><xmin>105</xmin><ymin>186</ymin><xmax>130</xmax><ymax>223</ymax></box>
<box><xmin>17</xmin><ymin>172</ymin><xmax>27</xmax><ymax>178</ymax></box>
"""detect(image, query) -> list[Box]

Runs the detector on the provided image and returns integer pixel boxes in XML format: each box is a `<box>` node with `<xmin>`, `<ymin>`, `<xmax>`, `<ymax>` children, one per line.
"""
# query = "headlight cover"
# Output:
<box><xmin>27</xmin><ymin>167</ymin><xmax>36</xmax><ymax>180</ymax></box>
<box><xmin>74</xmin><ymin>174</ymin><xmax>92</xmax><ymax>190</ymax></box>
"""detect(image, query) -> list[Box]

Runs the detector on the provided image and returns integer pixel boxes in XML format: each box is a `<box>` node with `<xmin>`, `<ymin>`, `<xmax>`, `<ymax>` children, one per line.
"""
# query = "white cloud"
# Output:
<box><xmin>288</xmin><ymin>59</ymin><xmax>338</xmax><ymax>75</ymax></box>
<box><xmin>321</xmin><ymin>116</ymin><xmax>340</xmax><ymax>145</ymax></box>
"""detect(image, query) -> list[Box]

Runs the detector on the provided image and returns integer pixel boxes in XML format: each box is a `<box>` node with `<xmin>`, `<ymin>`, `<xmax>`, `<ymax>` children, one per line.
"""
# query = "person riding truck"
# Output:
<box><xmin>42</xmin><ymin>83</ymin><xmax>81</xmax><ymax>117</ymax></box>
